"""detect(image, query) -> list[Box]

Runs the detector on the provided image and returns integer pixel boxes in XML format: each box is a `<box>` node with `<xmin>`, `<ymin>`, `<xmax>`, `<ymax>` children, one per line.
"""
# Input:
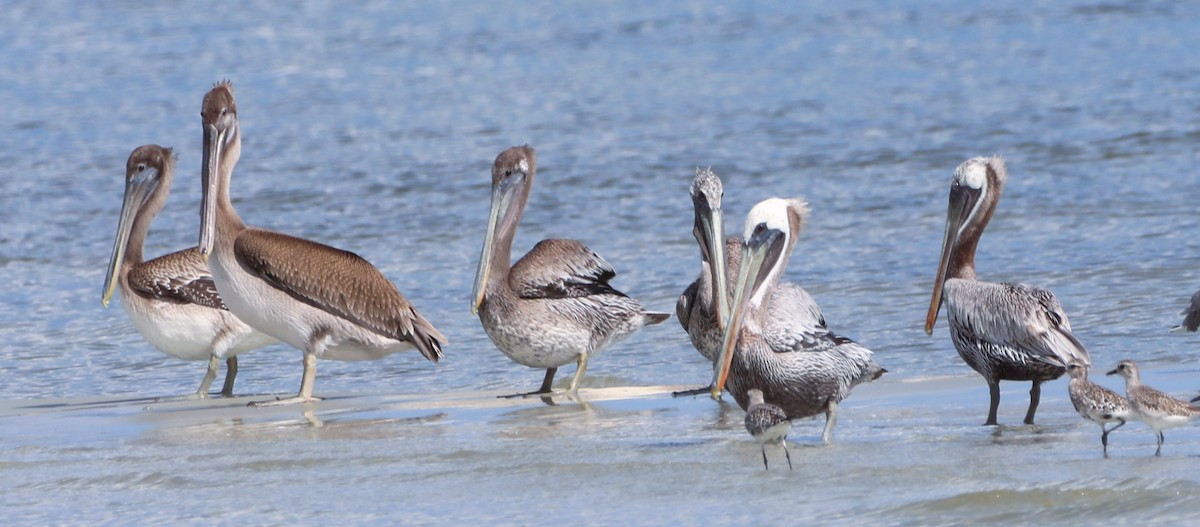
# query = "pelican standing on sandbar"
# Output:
<box><xmin>198</xmin><ymin>81</ymin><xmax>445</xmax><ymax>406</ymax></box>
<box><xmin>925</xmin><ymin>156</ymin><xmax>1090</xmax><ymax>425</ymax></box>
<box><xmin>103</xmin><ymin>145</ymin><xmax>276</xmax><ymax>398</ymax></box>
<box><xmin>712</xmin><ymin>198</ymin><xmax>884</xmax><ymax>444</ymax></box>
<box><xmin>471</xmin><ymin>145</ymin><xmax>669</xmax><ymax>398</ymax></box>
<box><xmin>675</xmin><ymin>168</ymin><xmax>733</xmax><ymax>396</ymax></box>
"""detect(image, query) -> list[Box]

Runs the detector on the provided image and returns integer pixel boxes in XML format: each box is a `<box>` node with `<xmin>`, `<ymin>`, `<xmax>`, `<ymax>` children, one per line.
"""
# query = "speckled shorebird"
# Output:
<box><xmin>102</xmin><ymin>145</ymin><xmax>275</xmax><ymax>398</ymax></box>
<box><xmin>745</xmin><ymin>388</ymin><xmax>792</xmax><ymax>470</ymax></box>
<box><xmin>712</xmin><ymin>198</ymin><xmax>884</xmax><ymax>444</ymax></box>
<box><xmin>197</xmin><ymin>81</ymin><xmax>444</xmax><ymax>406</ymax></box>
<box><xmin>1065</xmin><ymin>361</ymin><xmax>1130</xmax><ymax>456</ymax></box>
<box><xmin>1107</xmin><ymin>360</ymin><xmax>1200</xmax><ymax>456</ymax></box>
<box><xmin>471</xmin><ymin>145</ymin><xmax>669</xmax><ymax>398</ymax></box>
<box><xmin>1170</xmin><ymin>290</ymin><xmax>1200</xmax><ymax>333</ymax></box>
<box><xmin>925</xmin><ymin>156</ymin><xmax>1091</xmax><ymax>426</ymax></box>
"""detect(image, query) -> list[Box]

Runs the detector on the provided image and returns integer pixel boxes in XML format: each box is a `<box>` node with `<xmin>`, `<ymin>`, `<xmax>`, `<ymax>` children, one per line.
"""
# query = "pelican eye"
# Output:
<box><xmin>753</xmin><ymin>223</ymin><xmax>767</xmax><ymax>235</ymax></box>
<box><xmin>137</xmin><ymin>163</ymin><xmax>147</xmax><ymax>172</ymax></box>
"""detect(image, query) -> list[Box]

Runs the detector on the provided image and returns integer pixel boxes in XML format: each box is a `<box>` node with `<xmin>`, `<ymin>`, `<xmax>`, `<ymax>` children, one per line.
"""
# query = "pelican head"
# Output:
<box><xmin>924</xmin><ymin>156</ymin><xmax>1007</xmax><ymax>335</ymax></box>
<box><xmin>199</xmin><ymin>80</ymin><xmax>240</xmax><ymax>257</ymax></box>
<box><xmin>102</xmin><ymin>145</ymin><xmax>176</xmax><ymax>307</ymax></box>
<box><xmin>472</xmin><ymin>145</ymin><xmax>536</xmax><ymax>315</ymax></box>
<box><xmin>711</xmin><ymin>197</ymin><xmax>809</xmax><ymax>399</ymax></box>
<box><xmin>690</xmin><ymin>167</ymin><xmax>729</xmax><ymax>327</ymax></box>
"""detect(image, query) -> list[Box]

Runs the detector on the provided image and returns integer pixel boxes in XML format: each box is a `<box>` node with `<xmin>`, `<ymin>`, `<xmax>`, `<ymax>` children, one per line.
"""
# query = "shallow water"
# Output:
<box><xmin>2</xmin><ymin>0</ymin><xmax>1200</xmax><ymax>524</ymax></box>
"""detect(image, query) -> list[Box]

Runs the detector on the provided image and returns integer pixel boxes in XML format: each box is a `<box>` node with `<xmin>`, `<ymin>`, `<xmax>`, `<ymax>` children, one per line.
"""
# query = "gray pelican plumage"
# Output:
<box><xmin>744</xmin><ymin>388</ymin><xmax>792</xmax><ymax>470</ymax></box>
<box><xmin>471</xmin><ymin>145</ymin><xmax>669</xmax><ymax>398</ymax></box>
<box><xmin>925</xmin><ymin>156</ymin><xmax>1090</xmax><ymax>426</ymax></box>
<box><xmin>1065</xmin><ymin>361</ymin><xmax>1130</xmax><ymax>456</ymax></box>
<box><xmin>197</xmin><ymin>81</ymin><xmax>445</xmax><ymax>406</ymax></box>
<box><xmin>675</xmin><ymin>168</ymin><xmax>731</xmax><ymax>396</ymax></box>
<box><xmin>712</xmin><ymin>197</ymin><xmax>885</xmax><ymax>444</ymax></box>
<box><xmin>102</xmin><ymin>144</ymin><xmax>275</xmax><ymax>398</ymax></box>
<box><xmin>1170</xmin><ymin>289</ymin><xmax>1200</xmax><ymax>332</ymax></box>
<box><xmin>1107</xmin><ymin>360</ymin><xmax>1200</xmax><ymax>456</ymax></box>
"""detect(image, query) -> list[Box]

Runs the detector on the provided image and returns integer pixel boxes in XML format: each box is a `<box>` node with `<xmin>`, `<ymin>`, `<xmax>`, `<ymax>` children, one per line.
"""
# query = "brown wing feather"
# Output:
<box><xmin>234</xmin><ymin>230</ymin><xmax>445</xmax><ymax>361</ymax></box>
<box><xmin>127</xmin><ymin>247</ymin><xmax>227</xmax><ymax>310</ymax></box>
<box><xmin>509</xmin><ymin>239</ymin><xmax>622</xmax><ymax>299</ymax></box>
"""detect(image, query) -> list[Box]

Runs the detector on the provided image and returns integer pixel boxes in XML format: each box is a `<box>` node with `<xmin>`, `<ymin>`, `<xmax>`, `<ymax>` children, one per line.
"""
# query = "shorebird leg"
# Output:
<box><xmin>1023</xmin><ymin>380</ymin><xmax>1042</xmax><ymax>425</ymax></box>
<box><xmin>1101</xmin><ymin>419</ymin><xmax>1126</xmax><ymax>456</ymax></box>
<box><xmin>1155</xmin><ymin>431</ymin><xmax>1165</xmax><ymax>456</ymax></box>
<box><xmin>563</xmin><ymin>353</ymin><xmax>590</xmax><ymax>395</ymax></box>
<box><xmin>220</xmin><ymin>356</ymin><xmax>238</xmax><ymax>397</ymax></box>
<box><xmin>782</xmin><ymin>440</ymin><xmax>793</xmax><ymax>470</ymax></box>
<box><xmin>499</xmin><ymin>368</ymin><xmax>557</xmax><ymax>399</ymax></box>
<box><xmin>672</xmin><ymin>385</ymin><xmax>713</xmax><ymax>397</ymax></box>
<box><xmin>194</xmin><ymin>355</ymin><xmax>221</xmax><ymax>399</ymax></box>
<box><xmin>985</xmin><ymin>380</ymin><xmax>1001</xmax><ymax>426</ymax></box>
<box><xmin>761</xmin><ymin>445</ymin><xmax>769</xmax><ymax>470</ymax></box>
<box><xmin>249</xmin><ymin>352</ymin><xmax>322</xmax><ymax>407</ymax></box>
<box><xmin>822</xmin><ymin>401</ymin><xmax>839</xmax><ymax>444</ymax></box>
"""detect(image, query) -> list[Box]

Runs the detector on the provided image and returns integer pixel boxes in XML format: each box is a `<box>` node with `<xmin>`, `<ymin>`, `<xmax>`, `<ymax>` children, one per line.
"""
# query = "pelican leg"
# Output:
<box><xmin>499</xmin><ymin>368</ymin><xmax>557</xmax><ymax>399</ymax></box>
<box><xmin>1023</xmin><ymin>380</ymin><xmax>1042</xmax><ymax>425</ymax></box>
<box><xmin>1155</xmin><ymin>431</ymin><xmax>1165</xmax><ymax>456</ymax></box>
<box><xmin>220</xmin><ymin>356</ymin><xmax>238</xmax><ymax>397</ymax></box>
<box><xmin>1101</xmin><ymin>419</ymin><xmax>1126</xmax><ymax>456</ymax></box>
<box><xmin>782</xmin><ymin>440</ymin><xmax>793</xmax><ymax>470</ymax></box>
<box><xmin>672</xmin><ymin>385</ymin><xmax>713</xmax><ymax>397</ymax></box>
<box><xmin>193</xmin><ymin>355</ymin><xmax>221</xmax><ymax>399</ymax></box>
<box><xmin>985</xmin><ymin>380</ymin><xmax>1001</xmax><ymax>426</ymax></box>
<box><xmin>249</xmin><ymin>352</ymin><xmax>322</xmax><ymax>407</ymax></box>
<box><xmin>821</xmin><ymin>400</ymin><xmax>838</xmax><ymax>444</ymax></box>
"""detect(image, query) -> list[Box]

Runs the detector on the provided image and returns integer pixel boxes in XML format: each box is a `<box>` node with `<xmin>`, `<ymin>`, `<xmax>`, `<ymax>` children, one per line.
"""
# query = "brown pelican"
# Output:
<box><xmin>102</xmin><ymin>145</ymin><xmax>275</xmax><ymax>398</ymax></box>
<box><xmin>197</xmin><ymin>81</ymin><xmax>445</xmax><ymax>406</ymax></box>
<box><xmin>1170</xmin><ymin>290</ymin><xmax>1200</xmax><ymax>332</ymax></box>
<box><xmin>745</xmin><ymin>388</ymin><xmax>792</xmax><ymax>470</ymax></box>
<box><xmin>1065</xmin><ymin>361</ymin><xmax>1130</xmax><ymax>456</ymax></box>
<box><xmin>1107</xmin><ymin>360</ymin><xmax>1200</xmax><ymax>456</ymax></box>
<box><xmin>675</xmin><ymin>168</ymin><xmax>731</xmax><ymax>396</ymax></box>
<box><xmin>712</xmin><ymin>197</ymin><xmax>885</xmax><ymax>444</ymax></box>
<box><xmin>471</xmin><ymin>145</ymin><xmax>669</xmax><ymax>398</ymax></box>
<box><xmin>925</xmin><ymin>156</ymin><xmax>1090</xmax><ymax>425</ymax></box>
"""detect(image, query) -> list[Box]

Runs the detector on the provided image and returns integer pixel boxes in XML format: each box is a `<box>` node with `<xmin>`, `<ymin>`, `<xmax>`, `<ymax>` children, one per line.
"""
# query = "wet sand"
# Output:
<box><xmin>5</xmin><ymin>371</ymin><xmax>1200</xmax><ymax>525</ymax></box>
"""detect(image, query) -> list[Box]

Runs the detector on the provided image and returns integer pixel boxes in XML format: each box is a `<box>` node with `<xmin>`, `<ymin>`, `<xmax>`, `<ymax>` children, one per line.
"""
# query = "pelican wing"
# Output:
<box><xmin>676</xmin><ymin>279</ymin><xmax>698</xmax><ymax>332</ymax></box>
<box><xmin>1171</xmin><ymin>289</ymin><xmax>1200</xmax><ymax>333</ymax></box>
<box><xmin>234</xmin><ymin>229</ymin><xmax>445</xmax><ymax>361</ymax></box>
<box><xmin>509</xmin><ymin>239</ymin><xmax>623</xmax><ymax>299</ymax></box>
<box><xmin>762</xmin><ymin>283</ymin><xmax>845</xmax><ymax>353</ymax></box>
<box><xmin>127</xmin><ymin>247</ymin><xmax>226</xmax><ymax>310</ymax></box>
<box><xmin>945</xmin><ymin>280</ymin><xmax>1089</xmax><ymax>367</ymax></box>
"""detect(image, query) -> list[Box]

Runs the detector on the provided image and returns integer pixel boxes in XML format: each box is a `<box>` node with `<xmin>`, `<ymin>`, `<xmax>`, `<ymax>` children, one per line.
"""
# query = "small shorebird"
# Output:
<box><xmin>1170</xmin><ymin>290</ymin><xmax>1200</xmax><ymax>333</ymax></box>
<box><xmin>925</xmin><ymin>156</ymin><xmax>1090</xmax><ymax>425</ymax></box>
<box><xmin>102</xmin><ymin>145</ymin><xmax>275</xmax><ymax>398</ymax></box>
<box><xmin>745</xmin><ymin>388</ymin><xmax>792</xmax><ymax>470</ymax></box>
<box><xmin>198</xmin><ymin>81</ymin><xmax>445</xmax><ymax>406</ymax></box>
<box><xmin>712</xmin><ymin>197</ymin><xmax>884</xmax><ymax>444</ymax></box>
<box><xmin>1107</xmin><ymin>360</ymin><xmax>1200</xmax><ymax>456</ymax></box>
<box><xmin>1065</xmin><ymin>361</ymin><xmax>1130</xmax><ymax>456</ymax></box>
<box><xmin>472</xmin><ymin>145</ymin><xmax>669</xmax><ymax>398</ymax></box>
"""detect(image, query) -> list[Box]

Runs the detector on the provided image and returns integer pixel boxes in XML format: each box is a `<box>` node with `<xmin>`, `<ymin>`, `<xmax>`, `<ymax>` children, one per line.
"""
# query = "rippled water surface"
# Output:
<box><xmin>2</xmin><ymin>1</ymin><xmax>1200</xmax><ymax>525</ymax></box>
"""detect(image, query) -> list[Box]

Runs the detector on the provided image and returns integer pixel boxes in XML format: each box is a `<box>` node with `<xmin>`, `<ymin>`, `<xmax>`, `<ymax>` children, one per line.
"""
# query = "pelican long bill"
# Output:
<box><xmin>102</xmin><ymin>164</ymin><xmax>159</xmax><ymax>307</ymax></box>
<box><xmin>711</xmin><ymin>224</ymin><xmax>783</xmax><ymax>400</ymax></box>
<box><xmin>471</xmin><ymin>168</ymin><xmax>524</xmax><ymax>314</ymax></box>
<box><xmin>924</xmin><ymin>181</ymin><xmax>980</xmax><ymax>334</ymax></box>
<box><xmin>700</xmin><ymin>198</ymin><xmax>729</xmax><ymax>329</ymax></box>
